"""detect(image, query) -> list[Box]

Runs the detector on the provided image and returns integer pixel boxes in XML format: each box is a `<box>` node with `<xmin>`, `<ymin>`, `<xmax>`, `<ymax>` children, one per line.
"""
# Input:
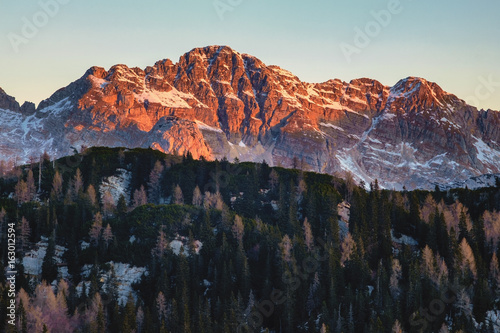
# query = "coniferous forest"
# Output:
<box><xmin>1</xmin><ymin>147</ymin><xmax>500</xmax><ymax>333</ymax></box>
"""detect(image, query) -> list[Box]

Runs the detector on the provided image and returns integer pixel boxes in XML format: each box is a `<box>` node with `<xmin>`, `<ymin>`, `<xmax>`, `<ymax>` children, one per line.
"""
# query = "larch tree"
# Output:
<box><xmin>102</xmin><ymin>190</ymin><xmax>115</xmax><ymax>217</ymax></box>
<box><xmin>136</xmin><ymin>306</ymin><xmax>144</xmax><ymax>333</ymax></box>
<box><xmin>156</xmin><ymin>291</ymin><xmax>167</xmax><ymax>322</ymax></box>
<box><xmin>303</xmin><ymin>217</ymin><xmax>314</xmax><ymax>253</ymax></box>
<box><xmin>14</xmin><ymin>179</ymin><xmax>29</xmax><ymax>204</ymax></box>
<box><xmin>232</xmin><ymin>215</ymin><xmax>245</xmax><ymax>245</ymax></box>
<box><xmin>279</xmin><ymin>234</ymin><xmax>293</xmax><ymax>264</ymax></box>
<box><xmin>390</xmin><ymin>258</ymin><xmax>402</xmax><ymax>299</ymax></box>
<box><xmin>87</xmin><ymin>184</ymin><xmax>97</xmax><ymax>207</ymax></box>
<box><xmin>73</xmin><ymin>168</ymin><xmax>84</xmax><ymax>198</ymax></box>
<box><xmin>102</xmin><ymin>223</ymin><xmax>114</xmax><ymax>249</ymax></box>
<box><xmin>151</xmin><ymin>229</ymin><xmax>168</xmax><ymax>259</ymax></box>
<box><xmin>438</xmin><ymin>323</ymin><xmax>449</xmax><ymax>332</ymax></box>
<box><xmin>420</xmin><ymin>194</ymin><xmax>437</xmax><ymax>224</ymax></box>
<box><xmin>173</xmin><ymin>184</ymin><xmax>184</xmax><ymax>205</ymax></box>
<box><xmin>340</xmin><ymin>232</ymin><xmax>356</xmax><ymax>266</ymax></box>
<box><xmin>26</xmin><ymin>169</ymin><xmax>36</xmax><ymax>201</ymax></box>
<box><xmin>133</xmin><ymin>185</ymin><xmax>148</xmax><ymax>208</ymax></box>
<box><xmin>421</xmin><ymin>245</ymin><xmax>436</xmax><ymax>282</ymax></box>
<box><xmin>192</xmin><ymin>186</ymin><xmax>203</xmax><ymax>206</ymax></box>
<box><xmin>392</xmin><ymin>320</ymin><xmax>403</xmax><ymax>333</ymax></box>
<box><xmin>459</xmin><ymin>238</ymin><xmax>477</xmax><ymax>280</ymax></box>
<box><xmin>51</xmin><ymin>170</ymin><xmax>63</xmax><ymax>200</ymax></box>
<box><xmin>89</xmin><ymin>212</ymin><xmax>103</xmax><ymax>245</ymax></box>
<box><xmin>483</xmin><ymin>210</ymin><xmax>500</xmax><ymax>249</ymax></box>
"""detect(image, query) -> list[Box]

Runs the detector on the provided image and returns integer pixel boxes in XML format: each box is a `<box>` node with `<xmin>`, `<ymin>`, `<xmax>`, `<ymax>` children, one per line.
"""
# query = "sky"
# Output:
<box><xmin>0</xmin><ymin>0</ymin><xmax>499</xmax><ymax>110</ymax></box>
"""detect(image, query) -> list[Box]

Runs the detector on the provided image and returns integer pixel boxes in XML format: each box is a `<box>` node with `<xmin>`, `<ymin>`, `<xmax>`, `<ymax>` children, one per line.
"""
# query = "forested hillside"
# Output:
<box><xmin>1</xmin><ymin>147</ymin><xmax>500</xmax><ymax>332</ymax></box>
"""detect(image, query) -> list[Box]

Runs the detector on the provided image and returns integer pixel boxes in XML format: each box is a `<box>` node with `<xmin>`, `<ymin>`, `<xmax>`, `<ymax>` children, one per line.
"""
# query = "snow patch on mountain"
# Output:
<box><xmin>319</xmin><ymin>122</ymin><xmax>344</xmax><ymax>131</ymax></box>
<box><xmin>135</xmin><ymin>89</ymin><xmax>192</xmax><ymax>109</ymax></box>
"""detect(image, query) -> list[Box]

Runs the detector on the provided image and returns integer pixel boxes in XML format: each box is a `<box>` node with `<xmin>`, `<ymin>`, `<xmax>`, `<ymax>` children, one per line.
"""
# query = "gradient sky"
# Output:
<box><xmin>1</xmin><ymin>0</ymin><xmax>499</xmax><ymax>110</ymax></box>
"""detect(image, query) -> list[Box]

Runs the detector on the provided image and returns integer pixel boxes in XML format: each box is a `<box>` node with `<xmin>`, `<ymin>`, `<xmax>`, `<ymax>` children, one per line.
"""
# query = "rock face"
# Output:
<box><xmin>1</xmin><ymin>45</ymin><xmax>500</xmax><ymax>189</ymax></box>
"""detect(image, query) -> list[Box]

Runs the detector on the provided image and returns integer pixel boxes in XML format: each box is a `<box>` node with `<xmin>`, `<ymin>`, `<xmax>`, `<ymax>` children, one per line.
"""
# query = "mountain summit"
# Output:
<box><xmin>1</xmin><ymin>45</ymin><xmax>499</xmax><ymax>189</ymax></box>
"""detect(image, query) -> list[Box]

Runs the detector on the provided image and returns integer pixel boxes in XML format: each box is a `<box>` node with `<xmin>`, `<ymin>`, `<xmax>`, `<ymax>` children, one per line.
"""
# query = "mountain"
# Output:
<box><xmin>1</xmin><ymin>45</ymin><xmax>499</xmax><ymax>189</ymax></box>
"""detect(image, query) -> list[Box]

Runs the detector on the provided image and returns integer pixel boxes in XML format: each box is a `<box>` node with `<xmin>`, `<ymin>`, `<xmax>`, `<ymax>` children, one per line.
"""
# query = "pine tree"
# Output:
<box><xmin>117</xmin><ymin>194</ymin><xmax>128</xmax><ymax>216</ymax></box>
<box><xmin>122</xmin><ymin>294</ymin><xmax>137</xmax><ymax>333</ymax></box>
<box><xmin>41</xmin><ymin>235</ymin><xmax>58</xmax><ymax>283</ymax></box>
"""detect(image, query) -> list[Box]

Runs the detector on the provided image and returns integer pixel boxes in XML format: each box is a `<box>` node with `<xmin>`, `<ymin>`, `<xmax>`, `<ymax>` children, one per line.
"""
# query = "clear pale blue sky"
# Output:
<box><xmin>1</xmin><ymin>0</ymin><xmax>499</xmax><ymax>110</ymax></box>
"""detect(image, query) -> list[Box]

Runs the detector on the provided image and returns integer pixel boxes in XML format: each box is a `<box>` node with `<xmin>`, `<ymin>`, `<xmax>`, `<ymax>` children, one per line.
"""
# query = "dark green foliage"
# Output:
<box><xmin>1</xmin><ymin>147</ymin><xmax>500</xmax><ymax>332</ymax></box>
<box><xmin>41</xmin><ymin>234</ymin><xmax>58</xmax><ymax>283</ymax></box>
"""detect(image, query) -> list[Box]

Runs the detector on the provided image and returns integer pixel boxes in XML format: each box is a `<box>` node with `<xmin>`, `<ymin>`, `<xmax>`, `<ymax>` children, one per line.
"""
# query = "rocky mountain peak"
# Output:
<box><xmin>0</xmin><ymin>88</ymin><xmax>21</xmax><ymax>112</ymax></box>
<box><xmin>0</xmin><ymin>46</ymin><xmax>499</xmax><ymax>190</ymax></box>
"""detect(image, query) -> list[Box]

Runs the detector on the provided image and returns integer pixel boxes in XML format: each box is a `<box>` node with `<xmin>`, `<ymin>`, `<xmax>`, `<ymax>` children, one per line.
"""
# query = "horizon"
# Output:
<box><xmin>1</xmin><ymin>0</ymin><xmax>499</xmax><ymax>110</ymax></box>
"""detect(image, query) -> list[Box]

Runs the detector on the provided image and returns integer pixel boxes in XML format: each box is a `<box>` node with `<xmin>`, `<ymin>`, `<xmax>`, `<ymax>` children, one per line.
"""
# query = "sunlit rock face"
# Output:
<box><xmin>1</xmin><ymin>46</ymin><xmax>499</xmax><ymax>189</ymax></box>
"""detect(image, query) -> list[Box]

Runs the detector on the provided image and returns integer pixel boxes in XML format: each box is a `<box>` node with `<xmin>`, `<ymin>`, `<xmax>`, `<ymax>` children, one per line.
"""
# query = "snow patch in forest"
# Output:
<box><xmin>484</xmin><ymin>310</ymin><xmax>500</xmax><ymax>330</ymax></box>
<box><xmin>77</xmin><ymin>262</ymin><xmax>147</xmax><ymax>306</ymax></box>
<box><xmin>391</xmin><ymin>230</ymin><xmax>418</xmax><ymax>246</ymax></box>
<box><xmin>22</xmin><ymin>237</ymin><xmax>67</xmax><ymax>279</ymax></box>
<box><xmin>169</xmin><ymin>234</ymin><xmax>203</xmax><ymax>255</ymax></box>
<box><xmin>80</xmin><ymin>241</ymin><xmax>90</xmax><ymax>250</ymax></box>
<box><xmin>99</xmin><ymin>168</ymin><xmax>131</xmax><ymax>204</ymax></box>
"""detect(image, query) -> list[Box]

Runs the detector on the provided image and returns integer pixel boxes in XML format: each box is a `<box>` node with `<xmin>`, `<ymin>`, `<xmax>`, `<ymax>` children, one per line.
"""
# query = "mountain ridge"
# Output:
<box><xmin>1</xmin><ymin>45</ymin><xmax>499</xmax><ymax>189</ymax></box>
